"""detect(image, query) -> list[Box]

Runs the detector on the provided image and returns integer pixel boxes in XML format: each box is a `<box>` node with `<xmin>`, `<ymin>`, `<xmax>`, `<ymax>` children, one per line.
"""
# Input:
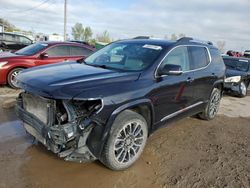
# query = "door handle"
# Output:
<box><xmin>186</xmin><ymin>77</ymin><xmax>194</xmax><ymax>83</ymax></box>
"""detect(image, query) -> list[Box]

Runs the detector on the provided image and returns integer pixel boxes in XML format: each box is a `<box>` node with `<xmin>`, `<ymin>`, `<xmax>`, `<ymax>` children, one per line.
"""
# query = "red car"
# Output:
<box><xmin>0</xmin><ymin>41</ymin><xmax>95</xmax><ymax>88</ymax></box>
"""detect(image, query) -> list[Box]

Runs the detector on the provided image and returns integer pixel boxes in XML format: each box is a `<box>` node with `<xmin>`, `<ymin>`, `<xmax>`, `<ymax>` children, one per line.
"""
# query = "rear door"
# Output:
<box><xmin>69</xmin><ymin>46</ymin><xmax>94</xmax><ymax>60</ymax></box>
<box><xmin>189</xmin><ymin>46</ymin><xmax>219</xmax><ymax>102</ymax></box>
<box><xmin>152</xmin><ymin>46</ymin><xmax>196</xmax><ymax>123</ymax></box>
<box><xmin>3</xmin><ymin>33</ymin><xmax>18</xmax><ymax>50</ymax></box>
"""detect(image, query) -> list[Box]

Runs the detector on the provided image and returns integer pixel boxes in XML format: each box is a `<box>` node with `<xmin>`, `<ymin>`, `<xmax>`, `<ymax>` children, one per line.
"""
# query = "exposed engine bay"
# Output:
<box><xmin>16</xmin><ymin>92</ymin><xmax>103</xmax><ymax>163</ymax></box>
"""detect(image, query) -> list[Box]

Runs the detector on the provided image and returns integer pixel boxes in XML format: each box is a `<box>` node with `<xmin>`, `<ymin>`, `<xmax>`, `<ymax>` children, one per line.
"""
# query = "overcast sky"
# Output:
<box><xmin>0</xmin><ymin>0</ymin><xmax>249</xmax><ymax>51</ymax></box>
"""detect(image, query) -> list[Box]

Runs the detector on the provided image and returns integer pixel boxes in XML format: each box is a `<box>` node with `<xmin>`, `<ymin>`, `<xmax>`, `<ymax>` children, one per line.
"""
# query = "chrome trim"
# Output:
<box><xmin>160</xmin><ymin>101</ymin><xmax>204</xmax><ymax>122</ymax></box>
<box><xmin>239</xmin><ymin>59</ymin><xmax>248</xmax><ymax>62</ymax></box>
<box><xmin>154</xmin><ymin>45</ymin><xmax>212</xmax><ymax>78</ymax></box>
<box><xmin>168</xmin><ymin>70</ymin><xmax>183</xmax><ymax>74</ymax></box>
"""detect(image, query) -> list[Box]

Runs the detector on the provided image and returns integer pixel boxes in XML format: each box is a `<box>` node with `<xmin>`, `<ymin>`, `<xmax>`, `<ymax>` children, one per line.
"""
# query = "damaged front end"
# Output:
<box><xmin>16</xmin><ymin>92</ymin><xmax>103</xmax><ymax>163</ymax></box>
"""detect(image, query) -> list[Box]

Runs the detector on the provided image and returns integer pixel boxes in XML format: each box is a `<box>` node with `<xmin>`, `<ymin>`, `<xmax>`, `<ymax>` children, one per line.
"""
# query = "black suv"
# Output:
<box><xmin>16</xmin><ymin>37</ymin><xmax>225</xmax><ymax>170</ymax></box>
<box><xmin>223</xmin><ymin>56</ymin><xmax>250</xmax><ymax>97</ymax></box>
<box><xmin>0</xmin><ymin>32</ymin><xmax>33</xmax><ymax>51</ymax></box>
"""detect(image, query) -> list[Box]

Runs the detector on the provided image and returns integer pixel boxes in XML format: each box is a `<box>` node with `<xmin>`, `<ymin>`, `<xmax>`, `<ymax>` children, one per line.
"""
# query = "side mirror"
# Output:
<box><xmin>158</xmin><ymin>64</ymin><xmax>183</xmax><ymax>76</ymax></box>
<box><xmin>40</xmin><ymin>52</ymin><xmax>49</xmax><ymax>59</ymax></box>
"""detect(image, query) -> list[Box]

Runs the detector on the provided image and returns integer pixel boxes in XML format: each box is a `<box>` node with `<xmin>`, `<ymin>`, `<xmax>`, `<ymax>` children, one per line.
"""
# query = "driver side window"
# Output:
<box><xmin>160</xmin><ymin>46</ymin><xmax>190</xmax><ymax>72</ymax></box>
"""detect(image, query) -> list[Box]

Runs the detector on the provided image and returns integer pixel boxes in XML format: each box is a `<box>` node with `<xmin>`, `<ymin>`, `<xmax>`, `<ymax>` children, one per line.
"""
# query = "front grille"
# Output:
<box><xmin>22</xmin><ymin>93</ymin><xmax>55</xmax><ymax>126</ymax></box>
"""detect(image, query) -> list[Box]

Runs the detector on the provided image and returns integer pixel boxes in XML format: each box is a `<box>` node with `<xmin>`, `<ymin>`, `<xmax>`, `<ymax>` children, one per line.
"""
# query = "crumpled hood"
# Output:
<box><xmin>17</xmin><ymin>62</ymin><xmax>140</xmax><ymax>99</ymax></box>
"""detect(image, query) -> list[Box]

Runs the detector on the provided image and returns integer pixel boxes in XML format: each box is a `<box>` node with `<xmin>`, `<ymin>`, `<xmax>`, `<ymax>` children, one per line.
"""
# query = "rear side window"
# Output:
<box><xmin>4</xmin><ymin>34</ymin><xmax>15</xmax><ymax>41</ymax></box>
<box><xmin>0</xmin><ymin>33</ymin><xmax>2</xmax><ymax>40</ymax></box>
<box><xmin>160</xmin><ymin>46</ymin><xmax>190</xmax><ymax>71</ymax></box>
<box><xmin>46</xmin><ymin>45</ymin><xmax>70</xmax><ymax>56</ymax></box>
<box><xmin>189</xmin><ymin>46</ymin><xmax>210</xmax><ymax>70</ymax></box>
<box><xmin>17</xmin><ymin>36</ymin><xmax>32</xmax><ymax>44</ymax></box>
<box><xmin>70</xmin><ymin>46</ymin><xmax>93</xmax><ymax>56</ymax></box>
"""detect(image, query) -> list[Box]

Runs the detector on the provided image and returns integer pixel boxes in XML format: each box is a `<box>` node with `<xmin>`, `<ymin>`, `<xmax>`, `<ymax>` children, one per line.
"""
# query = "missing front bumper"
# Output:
<box><xmin>16</xmin><ymin>93</ymin><xmax>97</xmax><ymax>163</ymax></box>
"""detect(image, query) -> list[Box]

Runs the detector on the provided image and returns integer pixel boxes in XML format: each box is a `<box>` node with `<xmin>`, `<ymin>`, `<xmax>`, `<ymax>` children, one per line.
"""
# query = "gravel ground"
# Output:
<box><xmin>0</xmin><ymin>87</ymin><xmax>250</xmax><ymax>188</ymax></box>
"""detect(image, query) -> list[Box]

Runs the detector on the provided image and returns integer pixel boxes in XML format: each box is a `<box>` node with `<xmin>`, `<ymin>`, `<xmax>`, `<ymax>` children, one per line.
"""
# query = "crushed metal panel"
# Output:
<box><xmin>23</xmin><ymin>123</ymin><xmax>46</xmax><ymax>145</ymax></box>
<box><xmin>22</xmin><ymin>93</ymin><xmax>54</xmax><ymax>125</ymax></box>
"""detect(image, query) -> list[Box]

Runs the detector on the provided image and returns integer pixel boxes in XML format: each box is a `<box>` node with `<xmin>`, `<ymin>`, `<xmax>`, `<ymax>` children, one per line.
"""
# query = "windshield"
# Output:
<box><xmin>236</xmin><ymin>61</ymin><xmax>249</xmax><ymax>72</ymax></box>
<box><xmin>84</xmin><ymin>42</ymin><xmax>164</xmax><ymax>71</ymax></box>
<box><xmin>15</xmin><ymin>43</ymin><xmax>48</xmax><ymax>56</ymax></box>
<box><xmin>224</xmin><ymin>59</ymin><xmax>249</xmax><ymax>72</ymax></box>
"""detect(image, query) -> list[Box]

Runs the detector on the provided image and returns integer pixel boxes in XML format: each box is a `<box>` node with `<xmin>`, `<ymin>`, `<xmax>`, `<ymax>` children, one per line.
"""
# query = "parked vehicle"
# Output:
<box><xmin>223</xmin><ymin>56</ymin><xmax>250</xmax><ymax>97</ymax></box>
<box><xmin>0</xmin><ymin>32</ymin><xmax>33</xmax><ymax>51</ymax></box>
<box><xmin>0</xmin><ymin>41</ymin><xmax>95</xmax><ymax>88</ymax></box>
<box><xmin>244</xmin><ymin>50</ymin><xmax>250</xmax><ymax>58</ymax></box>
<box><xmin>16</xmin><ymin>37</ymin><xmax>225</xmax><ymax>170</ymax></box>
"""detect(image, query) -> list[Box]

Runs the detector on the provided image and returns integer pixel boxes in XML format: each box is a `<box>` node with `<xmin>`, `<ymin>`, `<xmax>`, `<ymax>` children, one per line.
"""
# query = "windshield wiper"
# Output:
<box><xmin>80</xmin><ymin>61</ymin><xmax>122</xmax><ymax>71</ymax></box>
<box><xmin>76</xmin><ymin>58</ymin><xmax>85</xmax><ymax>64</ymax></box>
<box><xmin>90</xmin><ymin>64</ymin><xmax>109</xmax><ymax>69</ymax></box>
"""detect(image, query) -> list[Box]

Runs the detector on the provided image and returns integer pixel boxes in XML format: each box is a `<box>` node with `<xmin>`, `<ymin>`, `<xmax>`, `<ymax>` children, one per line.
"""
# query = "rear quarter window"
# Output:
<box><xmin>189</xmin><ymin>46</ymin><xmax>210</xmax><ymax>70</ymax></box>
<box><xmin>210</xmin><ymin>48</ymin><xmax>224</xmax><ymax>64</ymax></box>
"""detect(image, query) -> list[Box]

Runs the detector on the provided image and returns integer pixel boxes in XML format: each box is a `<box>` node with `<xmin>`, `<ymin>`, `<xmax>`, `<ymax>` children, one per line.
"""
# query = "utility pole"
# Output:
<box><xmin>64</xmin><ymin>0</ymin><xmax>67</xmax><ymax>41</ymax></box>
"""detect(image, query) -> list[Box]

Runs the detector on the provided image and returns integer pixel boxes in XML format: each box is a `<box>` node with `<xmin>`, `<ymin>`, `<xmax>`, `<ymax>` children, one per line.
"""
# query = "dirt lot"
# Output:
<box><xmin>0</xmin><ymin>87</ymin><xmax>250</xmax><ymax>188</ymax></box>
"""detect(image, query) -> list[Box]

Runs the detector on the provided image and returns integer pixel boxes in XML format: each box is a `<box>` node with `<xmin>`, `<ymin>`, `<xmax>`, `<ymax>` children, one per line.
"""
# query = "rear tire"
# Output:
<box><xmin>199</xmin><ymin>88</ymin><xmax>221</xmax><ymax>120</ymax></box>
<box><xmin>101</xmin><ymin>110</ymin><xmax>148</xmax><ymax>170</ymax></box>
<box><xmin>7</xmin><ymin>68</ymin><xmax>24</xmax><ymax>89</ymax></box>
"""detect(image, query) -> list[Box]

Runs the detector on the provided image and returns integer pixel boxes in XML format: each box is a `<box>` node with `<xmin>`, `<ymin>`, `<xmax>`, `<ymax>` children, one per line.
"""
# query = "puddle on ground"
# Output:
<box><xmin>0</xmin><ymin>107</ymin><xmax>157</xmax><ymax>188</ymax></box>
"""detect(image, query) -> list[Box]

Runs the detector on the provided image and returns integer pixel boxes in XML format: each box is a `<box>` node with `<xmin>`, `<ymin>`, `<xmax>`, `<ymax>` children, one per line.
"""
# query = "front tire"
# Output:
<box><xmin>238</xmin><ymin>81</ymin><xmax>247</xmax><ymax>98</ymax></box>
<box><xmin>199</xmin><ymin>88</ymin><xmax>221</xmax><ymax>120</ymax></box>
<box><xmin>101</xmin><ymin>110</ymin><xmax>148</xmax><ymax>170</ymax></box>
<box><xmin>7</xmin><ymin>68</ymin><xmax>24</xmax><ymax>89</ymax></box>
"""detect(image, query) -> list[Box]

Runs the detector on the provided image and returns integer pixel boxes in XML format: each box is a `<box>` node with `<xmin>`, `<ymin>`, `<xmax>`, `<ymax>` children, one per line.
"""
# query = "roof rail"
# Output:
<box><xmin>133</xmin><ymin>36</ymin><xmax>150</xmax><ymax>39</ymax></box>
<box><xmin>177</xmin><ymin>37</ymin><xmax>213</xmax><ymax>45</ymax></box>
<box><xmin>177</xmin><ymin>37</ymin><xmax>193</xmax><ymax>43</ymax></box>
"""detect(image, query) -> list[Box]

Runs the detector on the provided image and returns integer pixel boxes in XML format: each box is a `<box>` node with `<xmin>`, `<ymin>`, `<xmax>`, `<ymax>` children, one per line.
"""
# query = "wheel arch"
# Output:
<box><xmin>87</xmin><ymin>98</ymin><xmax>155</xmax><ymax>158</ymax></box>
<box><xmin>6</xmin><ymin>66</ymin><xmax>28</xmax><ymax>80</ymax></box>
<box><xmin>213</xmin><ymin>79</ymin><xmax>224</xmax><ymax>95</ymax></box>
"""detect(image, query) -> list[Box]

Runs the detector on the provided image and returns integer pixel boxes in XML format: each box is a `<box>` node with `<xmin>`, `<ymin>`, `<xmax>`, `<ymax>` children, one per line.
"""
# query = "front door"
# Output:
<box><xmin>34</xmin><ymin>45</ymin><xmax>71</xmax><ymax>66</ymax></box>
<box><xmin>151</xmin><ymin>46</ymin><xmax>196</xmax><ymax>123</ymax></box>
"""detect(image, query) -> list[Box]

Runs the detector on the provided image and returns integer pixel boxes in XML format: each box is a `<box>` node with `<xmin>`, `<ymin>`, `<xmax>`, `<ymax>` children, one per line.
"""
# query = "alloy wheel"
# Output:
<box><xmin>209</xmin><ymin>91</ymin><xmax>221</xmax><ymax>118</ymax></box>
<box><xmin>114</xmin><ymin>121</ymin><xmax>145</xmax><ymax>164</ymax></box>
<box><xmin>240</xmin><ymin>82</ymin><xmax>247</xmax><ymax>96</ymax></box>
<box><xmin>10</xmin><ymin>70</ymin><xmax>21</xmax><ymax>88</ymax></box>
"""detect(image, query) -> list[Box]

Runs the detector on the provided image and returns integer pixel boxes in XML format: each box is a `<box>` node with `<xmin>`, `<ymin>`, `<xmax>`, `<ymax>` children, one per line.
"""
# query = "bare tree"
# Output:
<box><xmin>171</xmin><ymin>34</ymin><xmax>178</xmax><ymax>40</ymax></box>
<box><xmin>178</xmin><ymin>33</ymin><xmax>186</xmax><ymax>39</ymax></box>
<box><xmin>96</xmin><ymin>30</ymin><xmax>111</xmax><ymax>43</ymax></box>
<box><xmin>217</xmin><ymin>41</ymin><xmax>226</xmax><ymax>53</ymax></box>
